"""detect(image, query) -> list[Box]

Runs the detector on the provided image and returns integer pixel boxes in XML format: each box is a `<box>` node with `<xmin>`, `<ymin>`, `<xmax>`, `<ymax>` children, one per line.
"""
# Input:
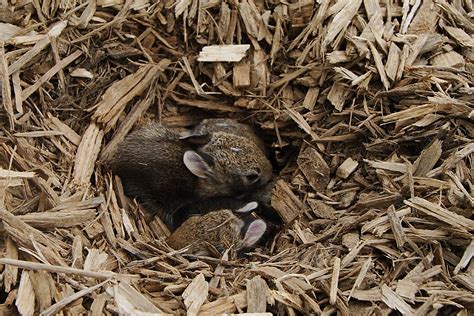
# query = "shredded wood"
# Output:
<box><xmin>0</xmin><ymin>0</ymin><xmax>473</xmax><ymax>315</ymax></box>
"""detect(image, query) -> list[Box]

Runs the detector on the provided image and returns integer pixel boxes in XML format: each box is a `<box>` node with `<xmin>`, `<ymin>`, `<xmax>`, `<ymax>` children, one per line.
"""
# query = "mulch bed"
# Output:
<box><xmin>0</xmin><ymin>0</ymin><xmax>473</xmax><ymax>315</ymax></box>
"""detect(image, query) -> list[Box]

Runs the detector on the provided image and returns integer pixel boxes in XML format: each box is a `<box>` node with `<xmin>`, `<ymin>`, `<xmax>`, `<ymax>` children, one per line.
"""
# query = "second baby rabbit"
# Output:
<box><xmin>109</xmin><ymin>122</ymin><xmax>272</xmax><ymax>229</ymax></box>
<box><xmin>167</xmin><ymin>201</ymin><xmax>267</xmax><ymax>256</ymax></box>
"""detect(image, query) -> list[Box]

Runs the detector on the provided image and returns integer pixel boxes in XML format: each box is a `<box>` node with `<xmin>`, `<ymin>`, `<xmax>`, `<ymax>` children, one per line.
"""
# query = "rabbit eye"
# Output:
<box><xmin>243</xmin><ymin>169</ymin><xmax>261</xmax><ymax>185</ymax></box>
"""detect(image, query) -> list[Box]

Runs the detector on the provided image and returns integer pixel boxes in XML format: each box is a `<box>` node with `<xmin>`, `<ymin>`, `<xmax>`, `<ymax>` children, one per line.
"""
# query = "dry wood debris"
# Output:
<box><xmin>0</xmin><ymin>0</ymin><xmax>473</xmax><ymax>315</ymax></box>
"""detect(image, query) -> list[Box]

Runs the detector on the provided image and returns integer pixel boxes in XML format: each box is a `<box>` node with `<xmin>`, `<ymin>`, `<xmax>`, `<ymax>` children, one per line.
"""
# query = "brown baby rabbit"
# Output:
<box><xmin>109</xmin><ymin>122</ymin><xmax>272</xmax><ymax>229</ymax></box>
<box><xmin>167</xmin><ymin>201</ymin><xmax>267</xmax><ymax>256</ymax></box>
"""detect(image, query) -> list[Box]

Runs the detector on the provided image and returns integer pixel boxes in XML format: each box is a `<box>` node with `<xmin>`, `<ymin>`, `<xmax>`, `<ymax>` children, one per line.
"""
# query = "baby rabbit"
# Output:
<box><xmin>109</xmin><ymin>122</ymin><xmax>272</xmax><ymax>229</ymax></box>
<box><xmin>166</xmin><ymin>202</ymin><xmax>267</xmax><ymax>256</ymax></box>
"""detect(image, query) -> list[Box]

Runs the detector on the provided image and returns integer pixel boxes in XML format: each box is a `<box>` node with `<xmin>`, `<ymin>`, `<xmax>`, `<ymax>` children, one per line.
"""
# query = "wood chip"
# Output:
<box><xmin>246</xmin><ymin>275</ymin><xmax>269</xmax><ymax>313</ymax></box>
<box><xmin>198</xmin><ymin>45</ymin><xmax>250</xmax><ymax>62</ymax></box>
<box><xmin>182</xmin><ymin>273</ymin><xmax>209</xmax><ymax>315</ymax></box>
<box><xmin>336</xmin><ymin>158</ymin><xmax>358</xmax><ymax>179</ymax></box>
<box><xmin>297</xmin><ymin>146</ymin><xmax>330</xmax><ymax>191</ymax></box>
<box><xmin>381</xmin><ymin>284</ymin><xmax>415</xmax><ymax>315</ymax></box>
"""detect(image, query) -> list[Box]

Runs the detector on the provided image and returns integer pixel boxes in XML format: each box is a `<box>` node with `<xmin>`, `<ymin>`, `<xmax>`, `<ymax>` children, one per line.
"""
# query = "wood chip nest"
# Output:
<box><xmin>0</xmin><ymin>0</ymin><xmax>473</xmax><ymax>315</ymax></box>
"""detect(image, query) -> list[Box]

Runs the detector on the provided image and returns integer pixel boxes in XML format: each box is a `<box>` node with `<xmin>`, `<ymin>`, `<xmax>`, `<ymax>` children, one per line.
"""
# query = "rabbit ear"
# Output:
<box><xmin>242</xmin><ymin>219</ymin><xmax>266</xmax><ymax>247</ymax></box>
<box><xmin>183</xmin><ymin>151</ymin><xmax>213</xmax><ymax>178</ymax></box>
<box><xmin>235</xmin><ymin>201</ymin><xmax>258</xmax><ymax>214</ymax></box>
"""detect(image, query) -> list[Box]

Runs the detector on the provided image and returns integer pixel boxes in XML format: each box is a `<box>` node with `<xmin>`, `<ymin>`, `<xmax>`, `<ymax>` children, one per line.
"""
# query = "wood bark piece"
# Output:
<box><xmin>16</xmin><ymin>270</ymin><xmax>35</xmax><ymax>316</ymax></box>
<box><xmin>246</xmin><ymin>275</ymin><xmax>269</xmax><ymax>313</ymax></box>
<box><xmin>233</xmin><ymin>61</ymin><xmax>251</xmax><ymax>88</ymax></box>
<box><xmin>198</xmin><ymin>44</ymin><xmax>250</xmax><ymax>62</ymax></box>
<box><xmin>73</xmin><ymin>123</ymin><xmax>104</xmax><ymax>186</ymax></box>
<box><xmin>297</xmin><ymin>146</ymin><xmax>330</xmax><ymax>192</ymax></box>
<box><xmin>336</xmin><ymin>158</ymin><xmax>358</xmax><ymax>179</ymax></box>
<box><xmin>91</xmin><ymin>64</ymin><xmax>163</xmax><ymax>131</ymax></box>
<box><xmin>182</xmin><ymin>273</ymin><xmax>208</xmax><ymax>316</ymax></box>
<box><xmin>386</xmin><ymin>205</ymin><xmax>407</xmax><ymax>250</ymax></box>
<box><xmin>271</xmin><ymin>180</ymin><xmax>306</xmax><ymax>224</ymax></box>
<box><xmin>405</xmin><ymin>197</ymin><xmax>474</xmax><ymax>232</ymax></box>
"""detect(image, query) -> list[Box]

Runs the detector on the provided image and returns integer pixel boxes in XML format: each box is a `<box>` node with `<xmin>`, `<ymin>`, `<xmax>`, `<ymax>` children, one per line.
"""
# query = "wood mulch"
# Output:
<box><xmin>0</xmin><ymin>0</ymin><xmax>473</xmax><ymax>315</ymax></box>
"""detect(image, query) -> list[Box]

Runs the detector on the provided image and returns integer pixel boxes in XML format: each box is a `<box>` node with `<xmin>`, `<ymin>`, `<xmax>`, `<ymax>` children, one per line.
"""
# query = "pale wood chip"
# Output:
<box><xmin>361</xmin><ymin>208</ymin><xmax>411</xmax><ymax>234</ymax></box>
<box><xmin>1</xmin><ymin>43</ymin><xmax>14</xmax><ymax>127</ymax></box>
<box><xmin>182</xmin><ymin>273</ymin><xmax>208</xmax><ymax>315</ymax></box>
<box><xmin>198</xmin><ymin>44</ymin><xmax>250</xmax><ymax>62</ymax></box>
<box><xmin>233</xmin><ymin>61</ymin><xmax>251</xmax><ymax>88</ymax></box>
<box><xmin>385</xmin><ymin>42</ymin><xmax>401</xmax><ymax>81</ymax></box>
<box><xmin>47</xmin><ymin>114</ymin><xmax>82</xmax><ymax>146</ymax></box>
<box><xmin>452</xmin><ymin>273</ymin><xmax>474</xmax><ymax>292</ymax></box>
<box><xmin>407</xmin><ymin>0</ymin><xmax>439</xmax><ymax>34</ymax></box>
<box><xmin>405</xmin><ymin>34</ymin><xmax>428</xmax><ymax>67</ymax></box>
<box><xmin>329</xmin><ymin>257</ymin><xmax>341</xmax><ymax>305</ymax></box>
<box><xmin>283</xmin><ymin>104</ymin><xmax>322</xmax><ymax>147</ymax></box>
<box><xmin>396</xmin><ymin>279</ymin><xmax>417</xmax><ymax>303</ymax></box>
<box><xmin>381</xmin><ymin>284</ymin><xmax>415</xmax><ymax>315</ymax></box>
<box><xmin>348</xmin><ymin>257</ymin><xmax>372</xmax><ymax>300</ymax></box>
<box><xmin>199</xmin><ymin>291</ymin><xmax>246</xmax><ymax>315</ymax></box>
<box><xmin>443</xmin><ymin>26</ymin><xmax>474</xmax><ymax>48</ymax></box>
<box><xmin>256</xmin><ymin>266</ymin><xmax>312</xmax><ymax>293</ymax></box>
<box><xmin>238</xmin><ymin>0</ymin><xmax>259</xmax><ymax>38</ymax></box>
<box><xmin>413</xmin><ymin>139</ymin><xmax>442</xmax><ymax>177</ymax></box>
<box><xmin>341</xmin><ymin>241</ymin><xmax>365</xmax><ymax>268</ymax></box>
<box><xmin>246</xmin><ymin>275</ymin><xmax>269</xmax><ymax>313</ymax></box>
<box><xmin>270</xmin><ymin>290</ymin><xmax>304</xmax><ymax>312</ymax></box>
<box><xmin>108</xmin><ymin>281</ymin><xmax>164</xmax><ymax>314</ymax></box>
<box><xmin>364</xmin><ymin>160</ymin><xmax>407</xmax><ymax>173</ymax></box>
<box><xmin>0</xmin><ymin>168</ymin><xmax>35</xmax><ymax>179</ymax></box>
<box><xmin>70</xmin><ymin>68</ymin><xmax>94</xmax><ymax>79</ymax></box>
<box><xmin>4</xmin><ymin>237</ymin><xmax>19</xmax><ymax>292</ymax></box>
<box><xmin>29</xmin><ymin>271</ymin><xmax>53</xmax><ymax>312</ymax></box>
<box><xmin>0</xmin><ymin>209</ymin><xmax>68</xmax><ymax>266</ymax></box>
<box><xmin>11</xmin><ymin>71</ymin><xmax>22</xmax><ymax>113</ymax></box>
<box><xmin>427</xmin><ymin>143</ymin><xmax>474</xmax><ymax>177</ymax></box>
<box><xmin>406</xmin><ymin>197</ymin><xmax>474</xmax><ymax>231</ymax></box>
<box><xmin>91</xmin><ymin>64</ymin><xmax>163</xmax><ymax>131</ymax></box>
<box><xmin>454</xmin><ymin>239</ymin><xmax>474</xmax><ymax>275</ymax></box>
<box><xmin>0</xmin><ymin>258</ymin><xmax>138</xmax><ymax>280</ymax></box>
<box><xmin>350</xmin><ymin>287</ymin><xmax>382</xmax><ymax>301</ymax></box>
<box><xmin>17</xmin><ymin>209</ymin><xmax>96</xmax><ymax>229</ymax></box>
<box><xmin>436</xmin><ymin>0</ymin><xmax>474</xmax><ymax>33</ymax></box>
<box><xmin>13</xmin><ymin>130</ymin><xmax>65</xmax><ymax>138</ymax></box>
<box><xmin>307</xmin><ymin>199</ymin><xmax>337</xmax><ymax>220</ymax></box>
<box><xmin>336</xmin><ymin>158</ymin><xmax>358</xmax><ymax>179</ymax></box>
<box><xmin>327</xmin><ymin>82</ymin><xmax>351</xmax><ymax>111</ymax></box>
<box><xmin>42</xmin><ymin>280</ymin><xmax>107</xmax><ymax>316</ymax></box>
<box><xmin>90</xmin><ymin>292</ymin><xmax>109</xmax><ymax>316</ymax></box>
<box><xmin>431</xmin><ymin>50</ymin><xmax>465</xmax><ymax>69</ymax></box>
<box><xmin>387</xmin><ymin>205</ymin><xmax>407</xmax><ymax>250</ymax></box>
<box><xmin>323</xmin><ymin>0</ymin><xmax>362</xmax><ymax>49</ymax></box>
<box><xmin>0</xmin><ymin>22</ymin><xmax>21</xmax><ymax>41</ymax></box>
<box><xmin>8</xmin><ymin>21</ymin><xmax>67</xmax><ymax>75</ymax></box>
<box><xmin>73</xmin><ymin>123</ymin><xmax>104</xmax><ymax>186</ymax></box>
<box><xmin>368</xmin><ymin>42</ymin><xmax>390</xmax><ymax>90</ymax></box>
<box><xmin>22</xmin><ymin>50</ymin><xmax>82</xmax><ymax>100</ymax></box>
<box><xmin>83</xmin><ymin>249</ymin><xmax>108</xmax><ymax>272</ymax></box>
<box><xmin>271</xmin><ymin>180</ymin><xmax>306</xmax><ymax>224</ymax></box>
<box><xmin>16</xmin><ymin>270</ymin><xmax>35</xmax><ymax>316</ymax></box>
